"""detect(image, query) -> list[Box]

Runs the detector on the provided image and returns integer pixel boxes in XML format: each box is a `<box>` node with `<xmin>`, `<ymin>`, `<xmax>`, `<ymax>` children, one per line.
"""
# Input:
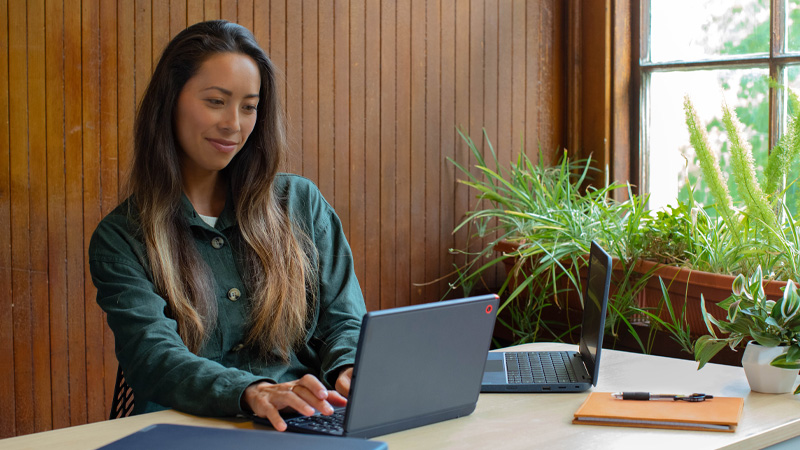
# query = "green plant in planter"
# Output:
<box><xmin>694</xmin><ymin>266</ymin><xmax>800</xmax><ymax>393</ymax></box>
<box><xmin>448</xmin><ymin>128</ymin><xmax>653</xmax><ymax>347</ymax></box>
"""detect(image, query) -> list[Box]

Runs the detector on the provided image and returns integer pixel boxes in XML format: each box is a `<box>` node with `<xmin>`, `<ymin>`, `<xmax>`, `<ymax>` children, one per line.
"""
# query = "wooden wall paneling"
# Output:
<box><xmin>394</xmin><ymin>0</ymin><xmax>410</xmax><ymax>309</ymax></box>
<box><xmin>538</xmin><ymin>1</ymin><xmax>555</xmax><ymax>158</ymax></box>
<box><xmin>424</xmin><ymin>0</ymin><xmax>441</xmax><ymax>302</ymax></box>
<box><xmin>204</xmin><ymin>0</ymin><xmax>220</xmax><ymax>21</ymax></box>
<box><xmin>511</xmin><ymin>0</ymin><xmax>526</xmax><ymax>157</ymax></box>
<box><xmin>612</xmin><ymin>0</ymin><xmax>632</xmax><ymax>188</ymax></box>
<box><xmin>113</xmin><ymin>0</ymin><xmax>136</xmax><ymax>415</ymax></box>
<box><xmin>439</xmin><ymin>0</ymin><xmax>456</xmax><ymax>302</ymax></box>
<box><xmin>317</xmin><ymin>0</ymin><xmax>335</xmax><ymax>201</ymax></box>
<box><xmin>498</xmin><ymin>1</ymin><xmax>513</xmax><ymax>172</ymax></box>
<box><xmin>364</xmin><ymin>0</ymin><xmax>381</xmax><ymax>309</ymax></box>
<box><xmin>567</xmin><ymin>0</ymin><xmax>582</xmax><ymax>160</ymax></box>
<box><xmin>482</xmin><ymin>0</ymin><xmax>498</xmax><ymax>287</ymax></box>
<box><xmin>221</xmin><ymin>0</ymin><xmax>237</xmax><ymax>23</ymax></box>
<box><xmin>302</xmin><ymin>0</ymin><xmax>319</xmax><ymax>183</ymax></box>
<box><xmin>0</xmin><ymin>0</ymin><xmax>13</xmax><ymax>437</ymax></box>
<box><xmin>118</xmin><ymin>0</ymin><xmax>135</xmax><ymax>200</ymax></box>
<box><xmin>268</xmin><ymin>0</ymin><xmax>286</xmax><ymax>133</ymax></box>
<box><xmin>134</xmin><ymin>0</ymin><xmax>152</xmax><ymax>106</ymax></box>
<box><xmin>452</xmin><ymin>0</ymin><xmax>470</xmax><ymax>293</ymax></box>
<box><xmin>9</xmin><ymin>0</ymin><xmax>33</xmax><ymax>437</ymax></box>
<box><xmin>550</xmin><ymin>0</ymin><xmax>566</xmax><ymax>160</ymax></box>
<box><xmin>45</xmin><ymin>0</ymin><xmax>70</xmax><ymax>432</ymax></box>
<box><xmin>81</xmin><ymin>0</ymin><xmax>105</xmax><ymax>424</ymax></box>
<box><xmin>348</xmin><ymin>0</ymin><xmax>367</xmax><ymax>306</ymax></box>
<box><xmin>187</xmin><ymin>0</ymin><xmax>204</xmax><ymax>25</ymax></box>
<box><xmin>333</xmin><ymin>0</ymin><xmax>350</xmax><ymax>233</ymax></box>
<box><xmin>379</xmin><ymin>0</ymin><xmax>397</xmax><ymax>309</ymax></box>
<box><xmin>409</xmin><ymin>0</ymin><xmax>425</xmax><ymax>304</ymax></box>
<box><xmin>100</xmin><ymin>0</ymin><xmax>119</xmax><ymax>416</ymax></box>
<box><xmin>285</xmin><ymin>0</ymin><xmax>302</xmax><ymax>176</ymax></box>
<box><xmin>251</xmin><ymin>0</ymin><xmax>268</xmax><ymax>54</ymax></box>
<box><xmin>170</xmin><ymin>0</ymin><xmax>187</xmax><ymax>38</ymax></box>
<box><xmin>152</xmin><ymin>0</ymin><xmax>169</xmax><ymax>64</ymax></box>
<box><xmin>65</xmin><ymin>0</ymin><xmax>87</xmax><ymax>427</ymax></box>
<box><xmin>526</xmin><ymin>1</ymin><xmax>541</xmax><ymax>163</ymax></box>
<box><xmin>237</xmin><ymin>0</ymin><xmax>254</xmax><ymax>31</ymax></box>
<box><xmin>27</xmin><ymin>0</ymin><xmax>52</xmax><ymax>433</ymax></box>
<box><xmin>579</xmin><ymin>0</ymin><xmax>611</xmax><ymax>170</ymax></box>
<box><xmin>467</xmin><ymin>0</ymin><xmax>485</xmax><ymax>289</ymax></box>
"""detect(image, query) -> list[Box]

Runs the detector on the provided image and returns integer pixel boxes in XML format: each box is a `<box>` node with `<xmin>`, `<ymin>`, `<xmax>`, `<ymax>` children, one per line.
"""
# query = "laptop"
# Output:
<box><xmin>252</xmin><ymin>294</ymin><xmax>499</xmax><ymax>438</ymax></box>
<box><xmin>97</xmin><ymin>424</ymin><xmax>388</xmax><ymax>450</ymax></box>
<box><xmin>480</xmin><ymin>241</ymin><xmax>611</xmax><ymax>393</ymax></box>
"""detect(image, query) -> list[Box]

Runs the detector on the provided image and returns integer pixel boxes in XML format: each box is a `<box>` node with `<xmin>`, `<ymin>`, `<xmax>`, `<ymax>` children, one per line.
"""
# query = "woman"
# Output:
<box><xmin>89</xmin><ymin>20</ymin><xmax>365</xmax><ymax>431</ymax></box>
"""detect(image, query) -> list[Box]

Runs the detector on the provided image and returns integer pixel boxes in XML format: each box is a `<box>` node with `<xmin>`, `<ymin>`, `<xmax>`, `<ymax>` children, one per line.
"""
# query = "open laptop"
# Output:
<box><xmin>481</xmin><ymin>241</ymin><xmax>611</xmax><ymax>393</ymax></box>
<box><xmin>252</xmin><ymin>294</ymin><xmax>499</xmax><ymax>438</ymax></box>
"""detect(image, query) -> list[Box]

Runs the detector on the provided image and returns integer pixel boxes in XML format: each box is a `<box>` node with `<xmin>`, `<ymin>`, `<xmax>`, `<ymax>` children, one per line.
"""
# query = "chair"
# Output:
<box><xmin>109</xmin><ymin>365</ymin><xmax>135</xmax><ymax>419</ymax></box>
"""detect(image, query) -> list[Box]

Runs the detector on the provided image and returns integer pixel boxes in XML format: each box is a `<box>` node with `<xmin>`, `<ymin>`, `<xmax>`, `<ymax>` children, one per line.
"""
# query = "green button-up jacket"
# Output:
<box><xmin>89</xmin><ymin>174</ymin><xmax>366</xmax><ymax>416</ymax></box>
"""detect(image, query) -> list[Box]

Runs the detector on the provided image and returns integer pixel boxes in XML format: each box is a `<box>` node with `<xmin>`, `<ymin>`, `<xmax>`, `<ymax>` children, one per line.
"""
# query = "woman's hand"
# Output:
<box><xmin>335</xmin><ymin>366</ymin><xmax>353</xmax><ymax>397</ymax></box>
<box><xmin>244</xmin><ymin>374</ymin><xmax>347</xmax><ymax>431</ymax></box>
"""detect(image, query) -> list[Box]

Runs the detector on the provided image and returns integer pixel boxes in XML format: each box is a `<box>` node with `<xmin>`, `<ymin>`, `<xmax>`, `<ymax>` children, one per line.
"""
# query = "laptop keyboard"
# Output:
<box><xmin>285</xmin><ymin>408</ymin><xmax>346</xmax><ymax>436</ymax></box>
<box><xmin>505</xmin><ymin>351</ymin><xmax>579</xmax><ymax>384</ymax></box>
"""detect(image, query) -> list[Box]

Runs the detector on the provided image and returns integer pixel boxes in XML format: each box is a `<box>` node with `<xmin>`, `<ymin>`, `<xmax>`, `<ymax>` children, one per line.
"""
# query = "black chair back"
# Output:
<box><xmin>109</xmin><ymin>365</ymin><xmax>135</xmax><ymax>419</ymax></box>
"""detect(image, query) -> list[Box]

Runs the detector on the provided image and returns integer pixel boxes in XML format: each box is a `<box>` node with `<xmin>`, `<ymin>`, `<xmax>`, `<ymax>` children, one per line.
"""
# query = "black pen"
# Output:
<box><xmin>612</xmin><ymin>392</ymin><xmax>713</xmax><ymax>401</ymax></box>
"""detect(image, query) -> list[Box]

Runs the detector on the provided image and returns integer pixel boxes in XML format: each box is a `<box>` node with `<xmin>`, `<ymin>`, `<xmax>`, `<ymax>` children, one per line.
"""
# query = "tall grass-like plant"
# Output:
<box><xmin>449</xmin><ymin>128</ymin><xmax>652</xmax><ymax>347</ymax></box>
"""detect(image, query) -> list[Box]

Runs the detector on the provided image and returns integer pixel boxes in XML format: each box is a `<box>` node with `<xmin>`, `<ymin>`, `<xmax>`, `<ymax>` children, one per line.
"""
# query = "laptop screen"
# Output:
<box><xmin>578</xmin><ymin>243</ymin><xmax>611</xmax><ymax>386</ymax></box>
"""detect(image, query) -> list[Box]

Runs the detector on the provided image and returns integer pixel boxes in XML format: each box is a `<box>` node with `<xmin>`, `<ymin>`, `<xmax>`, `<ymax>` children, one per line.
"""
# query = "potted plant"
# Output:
<box><xmin>694</xmin><ymin>266</ymin><xmax>800</xmax><ymax>394</ymax></box>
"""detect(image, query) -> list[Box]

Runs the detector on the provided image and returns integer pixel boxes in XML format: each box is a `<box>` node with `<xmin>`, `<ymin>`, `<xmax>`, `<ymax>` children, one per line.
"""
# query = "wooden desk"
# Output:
<box><xmin>2</xmin><ymin>343</ymin><xmax>799</xmax><ymax>450</ymax></box>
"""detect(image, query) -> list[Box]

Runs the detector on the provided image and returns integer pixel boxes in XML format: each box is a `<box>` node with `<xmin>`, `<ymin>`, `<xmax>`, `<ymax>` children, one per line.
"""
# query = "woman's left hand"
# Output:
<box><xmin>335</xmin><ymin>366</ymin><xmax>353</xmax><ymax>397</ymax></box>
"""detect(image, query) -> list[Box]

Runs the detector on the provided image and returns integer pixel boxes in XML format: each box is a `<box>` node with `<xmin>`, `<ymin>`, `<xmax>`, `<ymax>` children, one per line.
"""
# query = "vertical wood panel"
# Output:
<box><xmin>45</xmin><ymin>0</ymin><xmax>69</xmax><ymax>432</ymax></box>
<box><xmin>425</xmin><ymin>0</ymin><xmax>441</xmax><ymax>301</ymax></box>
<box><xmin>394</xmin><ymin>0</ymin><xmax>411</xmax><ymax>311</ymax></box>
<box><xmin>1</xmin><ymin>0</ymin><xmax>573</xmax><ymax>437</ymax></box>
<box><xmin>364</xmin><ymin>0</ymin><xmax>381</xmax><ymax>309</ymax></box>
<box><xmin>100</xmin><ymin>0</ymin><xmax>119</xmax><ymax>415</ymax></box>
<box><xmin>318</xmin><ymin>0</ymin><xmax>335</xmax><ymax>201</ymax></box>
<box><xmin>81</xmin><ymin>0</ymin><xmax>105</xmax><ymax>424</ymax></box>
<box><xmin>64</xmin><ymin>0</ymin><xmax>87</xmax><ymax>427</ymax></box>
<box><xmin>0</xmin><ymin>0</ymin><xmax>12</xmax><ymax>436</ymax></box>
<box><xmin>409</xmin><ymin>0</ymin><xmax>425</xmax><ymax>304</ymax></box>
<box><xmin>379</xmin><ymin>0</ymin><xmax>396</xmax><ymax>309</ymax></box>
<box><xmin>9</xmin><ymin>0</ymin><xmax>32</xmax><ymax>436</ymax></box>
<box><xmin>452</xmin><ymin>0</ymin><xmax>470</xmax><ymax>293</ymax></box>
<box><xmin>302</xmin><ymin>0</ymin><xmax>318</xmax><ymax>182</ymax></box>
<box><xmin>27</xmin><ymin>0</ymin><xmax>51</xmax><ymax>433</ymax></box>
<box><xmin>349</xmin><ymin>0</ymin><xmax>367</xmax><ymax>308</ymax></box>
<box><xmin>439</xmin><ymin>0</ymin><xmax>456</xmax><ymax>302</ymax></box>
<box><xmin>333</xmin><ymin>0</ymin><xmax>350</xmax><ymax>233</ymax></box>
<box><xmin>187</xmin><ymin>0</ymin><xmax>204</xmax><ymax>25</ymax></box>
<box><xmin>204</xmin><ymin>0</ymin><xmax>220</xmax><ymax>21</ymax></box>
<box><xmin>285</xmin><ymin>0</ymin><xmax>302</xmax><ymax>175</ymax></box>
<box><xmin>237</xmin><ymin>0</ymin><xmax>254</xmax><ymax>31</ymax></box>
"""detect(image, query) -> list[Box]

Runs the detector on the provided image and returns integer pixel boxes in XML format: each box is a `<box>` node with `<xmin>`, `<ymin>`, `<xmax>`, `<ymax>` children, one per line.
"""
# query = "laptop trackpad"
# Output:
<box><xmin>482</xmin><ymin>357</ymin><xmax>506</xmax><ymax>384</ymax></box>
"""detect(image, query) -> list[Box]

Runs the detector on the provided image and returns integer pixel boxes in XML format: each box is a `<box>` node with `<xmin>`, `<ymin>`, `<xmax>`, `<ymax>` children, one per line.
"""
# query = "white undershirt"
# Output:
<box><xmin>199</xmin><ymin>214</ymin><xmax>218</xmax><ymax>228</ymax></box>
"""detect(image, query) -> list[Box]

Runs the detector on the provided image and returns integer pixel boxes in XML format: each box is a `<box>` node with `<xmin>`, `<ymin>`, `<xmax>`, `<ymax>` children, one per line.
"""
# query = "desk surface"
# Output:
<box><xmin>3</xmin><ymin>343</ymin><xmax>799</xmax><ymax>450</ymax></box>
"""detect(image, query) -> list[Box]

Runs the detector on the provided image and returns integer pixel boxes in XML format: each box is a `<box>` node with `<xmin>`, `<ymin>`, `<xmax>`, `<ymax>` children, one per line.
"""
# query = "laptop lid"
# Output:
<box><xmin>97</xmin><ymin>424</ymin><xmax>388</xmax><ymax>450</ymax></box>
<box><xmin>577</xmin><ymin>241</ymin><xmax>612</xmax><ymax>386</ymax></box>
<box><xmin>342</xmin><ymin>294</ymin><xmax>499</xmax><ymax>438</ymax></box>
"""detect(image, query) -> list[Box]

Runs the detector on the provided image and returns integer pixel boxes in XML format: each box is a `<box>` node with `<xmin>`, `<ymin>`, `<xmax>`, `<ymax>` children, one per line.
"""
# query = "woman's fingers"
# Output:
<box><xmin>289</xmin><ymin>383</ymin><xmax>334</xmax><ymax>415</ymax></box>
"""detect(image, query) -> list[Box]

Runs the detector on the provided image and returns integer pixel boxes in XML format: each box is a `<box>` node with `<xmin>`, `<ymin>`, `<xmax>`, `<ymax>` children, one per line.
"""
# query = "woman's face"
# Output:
<box><xmin>174</xmin><ymin>52</ymin><xmax>261</xmax><ymax>179</ymax></box>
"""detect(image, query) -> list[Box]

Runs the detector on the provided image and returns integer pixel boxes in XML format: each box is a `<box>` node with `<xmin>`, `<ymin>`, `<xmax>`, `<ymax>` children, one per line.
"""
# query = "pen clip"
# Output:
<box><xmin>675</xmin><ymin>393</ymin><xmax>712</xmax><ymax>402</ymax></box>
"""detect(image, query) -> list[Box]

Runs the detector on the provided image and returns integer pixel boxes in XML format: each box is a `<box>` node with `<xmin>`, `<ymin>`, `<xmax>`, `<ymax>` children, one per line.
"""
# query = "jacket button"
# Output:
<box><xmin>211</xmin><ymin>237</ymin><xmax>225</xmax><ymax>249</ymax></box>
<box><xmin>232</xmin><ymin>343</ymin><xmax>245</xmax><ymax>352</ymax></box>
<box><xmin>227</xmin><ymin>288</ymin><xmax>241</xmax><ymax>301</ymax></box>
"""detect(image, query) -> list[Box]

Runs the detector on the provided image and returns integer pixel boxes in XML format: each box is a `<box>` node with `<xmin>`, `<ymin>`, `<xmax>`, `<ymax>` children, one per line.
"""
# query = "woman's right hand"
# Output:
<box><xmin>243</xmin><ymin>374</ymin><xmax>347</xmax><ymax>431</ymax></box>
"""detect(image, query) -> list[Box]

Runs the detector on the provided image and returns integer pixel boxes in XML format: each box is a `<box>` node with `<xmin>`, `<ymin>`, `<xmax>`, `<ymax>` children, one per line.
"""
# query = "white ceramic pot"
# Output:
<box><xmin>741</xmin><ymin>341</ymin><xmax>799</xmax><ymax>394</ymax></box>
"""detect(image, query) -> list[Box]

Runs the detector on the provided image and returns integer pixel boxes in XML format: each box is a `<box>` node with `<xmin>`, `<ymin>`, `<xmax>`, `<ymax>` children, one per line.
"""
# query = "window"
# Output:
<box><xmin>640</xmin><ymin>0</ymin><xmax>800</xmax><ymax>212</ymax></box>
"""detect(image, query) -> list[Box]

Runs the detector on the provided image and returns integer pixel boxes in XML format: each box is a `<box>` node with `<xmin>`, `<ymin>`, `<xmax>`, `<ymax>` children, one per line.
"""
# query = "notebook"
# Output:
<box><xmin>252</xmin><ymin>294</ymin><xmax>499</xmax><ymax>438</ymax></box>
<box><xmin>480</xmin><ymin>241</ymin><xmax>611</xmax><ymax>393</ymax></box>
<box><xmin>96</xmin><ymin>423</ymin><xmax>388</xmax><ymax>449</ymax></box>
<box><xmin>573</xmin><ymin>392</ymin><xmax>744</xmax><ymax>432</ymax></box>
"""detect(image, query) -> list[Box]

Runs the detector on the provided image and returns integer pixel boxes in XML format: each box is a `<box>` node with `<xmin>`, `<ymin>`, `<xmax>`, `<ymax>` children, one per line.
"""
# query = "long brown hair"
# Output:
<box><xmin>130</xmin><ymin>20</ymin><xmax>316</xmax><ymax>360</ymax></box>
